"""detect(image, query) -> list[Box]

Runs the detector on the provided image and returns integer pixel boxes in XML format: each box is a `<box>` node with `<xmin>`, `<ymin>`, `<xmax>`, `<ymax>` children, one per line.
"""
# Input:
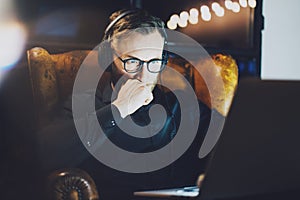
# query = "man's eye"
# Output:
<box><xmin>152</xmin><ymin>60</ymin><xmax>161</xmax><ymax>64</ymax></box>
<box><xmin>127</xmin><ymin>59</ymin><xmax>139</xmax><ymax>64</ymax></box>
<box><xmin>150</xmin><ymin>60</ymin><xmax>162</xmax><ymax>65</ymax></box>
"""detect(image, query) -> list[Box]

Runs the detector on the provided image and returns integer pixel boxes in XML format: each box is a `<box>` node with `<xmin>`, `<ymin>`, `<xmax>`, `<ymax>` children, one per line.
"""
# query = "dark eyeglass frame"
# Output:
<box><xmin>115</xmin><ymin>53</ymin><xmax>166</xmax><ymax>73</ymax></box>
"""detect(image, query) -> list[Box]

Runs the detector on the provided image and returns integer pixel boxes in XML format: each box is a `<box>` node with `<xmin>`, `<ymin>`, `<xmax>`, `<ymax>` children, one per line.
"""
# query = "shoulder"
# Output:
<box><xmin>154</xmin><ymin>86</ymin><xmax>211</xmax><ymax>119</ymax></box>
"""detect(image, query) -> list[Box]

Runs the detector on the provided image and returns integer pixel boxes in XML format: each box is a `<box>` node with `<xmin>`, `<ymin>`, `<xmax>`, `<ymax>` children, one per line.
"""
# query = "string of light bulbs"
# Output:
<box><xmin>167</xmin><ymin>0</ymin><xmax>257</xmax><ymax>30</ymax></box>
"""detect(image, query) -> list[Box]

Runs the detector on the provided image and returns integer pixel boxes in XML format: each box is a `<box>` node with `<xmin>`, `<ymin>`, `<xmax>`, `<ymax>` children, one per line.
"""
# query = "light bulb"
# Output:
<box><xmin>189</xmin><ymin>8</ymin><xmax>199</xmax><ymax>17</ymax></box>
<box><xmin>239</xmin><ymin>0</ymin><xmax>248</xmax><ymax>8</ymax></box>
<box><xmin>170</xmin><ymin>14</ymin><xmax>180</xmax><ymax>24</ymax></box>
<box><xmin>215</xmin><ymin>7</ymin><xmax>225</xmax><ymax>17</ymax></box>
<box><xmin>212</xmin><ymin>2</ymin><xmax>220</xmax><ymax>12</ymax></box>
<box><xmin>201</xmin><ymin>12</ymin><xmax>211</xmax><ymax>22</ymax></box>
<box><xmin>167</xmin><ymin>20</ymin><xmax>177</xmax><ymax>30</ymax></box>
<box><xmin>200</xmin><ymin>5</ymin><xmax>210</xmax><ymax>14</ymax></box>
<box><xmin>232</xmin><ymin>2</ymin><xmax>241</xmax><ymax>13</ymax></box>
<box><xmin>178</xmin><ymin>18</ymin><xmax>188</xmax><ymax>28</ymax></box>
<box><xmin>179</xmin><ymin>11</ymin><xmax>189</xmax><ymax>21</ymax></box>
<box><xmin>188</xmin><ymin>16</ymin><xmax>198</xmax><ymax>24</ymax></box>
<box><xmin>248</xmin><ymin>0</ymin><xmax>257</xmax><ymax>8</ymax></box>
<box><xmin>225</xmin><ymin>0</ymin><xmax>233</xmax><ymax>10</ymax></box>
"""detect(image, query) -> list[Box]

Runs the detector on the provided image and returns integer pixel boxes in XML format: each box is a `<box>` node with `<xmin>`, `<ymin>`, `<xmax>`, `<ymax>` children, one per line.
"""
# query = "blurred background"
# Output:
<box><xmin>11</xmin><ymin>0</ymin><xmax>263</xmax><ymax>76</ymax></box>
<box><xmin>1</xmin><ymin>0</ymin><xmax>300</xmax><ymax>199</ymax></box>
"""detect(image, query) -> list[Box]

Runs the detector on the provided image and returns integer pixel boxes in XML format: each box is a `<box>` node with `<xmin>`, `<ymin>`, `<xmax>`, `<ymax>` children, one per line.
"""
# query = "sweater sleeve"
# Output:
<box><xmin>96</xmin><ymin>104</ymin><xmax>122</xmax><ymax>131</ymax></box>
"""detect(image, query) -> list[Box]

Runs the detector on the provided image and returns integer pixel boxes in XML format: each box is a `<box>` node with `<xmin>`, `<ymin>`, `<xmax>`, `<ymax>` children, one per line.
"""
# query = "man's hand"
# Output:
<box><xmin>112</xmin><ymin>79</ymin><xmax>154</xmax><ymax>118</ymax></box>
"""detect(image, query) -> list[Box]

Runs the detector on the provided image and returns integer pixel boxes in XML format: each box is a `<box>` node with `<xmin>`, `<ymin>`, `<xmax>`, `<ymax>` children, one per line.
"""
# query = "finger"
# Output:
<box><xmin>143</xmin><ymin>92</ymin><xmax>153</xmax><ymax>105</ymax></box>
<box><xmin>120</xmin><ymin>79</ymin><xmax>144</xmax><ymax>96</ymax></box>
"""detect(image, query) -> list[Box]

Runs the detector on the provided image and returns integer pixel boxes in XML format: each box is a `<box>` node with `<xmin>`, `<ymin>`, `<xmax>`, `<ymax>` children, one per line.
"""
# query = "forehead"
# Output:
<box><xmin>112</xmin><ymin>31</ymin><xmax>165</xmax><ymax>58</ymax></box>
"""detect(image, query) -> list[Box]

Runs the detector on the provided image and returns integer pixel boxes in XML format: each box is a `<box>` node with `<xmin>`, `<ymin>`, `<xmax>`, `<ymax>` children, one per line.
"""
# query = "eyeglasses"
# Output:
<box><xmin>115</xmin><ymin>54</ymin><xmax>166</xmax><ymax>73</ymax></box>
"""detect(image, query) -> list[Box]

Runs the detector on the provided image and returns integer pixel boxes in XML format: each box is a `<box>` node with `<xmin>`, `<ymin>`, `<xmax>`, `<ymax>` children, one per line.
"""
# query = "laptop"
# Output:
<box><xmin>134</xmin><ymin>78</ymin><xmax>300</xmax><ymax>199</ymax></box>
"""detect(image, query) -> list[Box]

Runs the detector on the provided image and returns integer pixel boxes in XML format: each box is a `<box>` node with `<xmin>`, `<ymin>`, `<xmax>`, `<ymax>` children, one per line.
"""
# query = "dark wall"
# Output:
<box><xmin>0</xmin><ymin>55</ymin><xmax>43</xmax><ymax>199</ymax></box>
<box><xmin>15</xmin><ymin>0</ymin><xmax>263</xmax><ymax>77</ymax></box>
<box><xmin>201</xmin><ymin>77</ymin><xmax>300</xmax><ymax>199</ymax></box>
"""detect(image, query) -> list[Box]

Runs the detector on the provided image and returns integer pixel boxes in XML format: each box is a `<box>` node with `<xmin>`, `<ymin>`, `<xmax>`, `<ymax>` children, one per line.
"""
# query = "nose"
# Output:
<box><xmin>134</xmin><ymin>63</ymin><xmax>151</xmax><ymax>82</ymax></box>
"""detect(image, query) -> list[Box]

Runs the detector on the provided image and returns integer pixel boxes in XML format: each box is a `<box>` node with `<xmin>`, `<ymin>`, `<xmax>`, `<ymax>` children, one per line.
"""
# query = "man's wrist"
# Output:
<box><xmin>112</xmin><ymin>101</ymin><xmax>128</xmax><ymax>118</ymax></box>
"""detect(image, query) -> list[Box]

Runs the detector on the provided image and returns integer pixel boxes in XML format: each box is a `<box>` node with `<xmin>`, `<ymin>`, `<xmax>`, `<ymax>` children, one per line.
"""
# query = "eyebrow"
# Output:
<box><xmin>121</xmin><ymin>54</ymin><xmax>140</xmax><ymax>59</ymax></box>
<box><xmin>121</xmin><ymin>54</ymin><xmax>162</xmax><ymax>60</ymax></box>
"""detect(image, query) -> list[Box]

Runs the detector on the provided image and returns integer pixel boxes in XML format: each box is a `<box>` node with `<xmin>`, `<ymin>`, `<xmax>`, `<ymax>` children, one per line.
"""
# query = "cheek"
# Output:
<box><xmin>145</xmin><ymin>73</ymin><xmax>159</xmax><ymax>83</ymax></box>
<box><xmin>151</xmin><ymin>74</ymin><xmax>159</xmax><ymax>81</ymax></box>
<box><xmin>114</xmin><ymin>61</ymin><xmax>133</xmax><ymax>77</ymax></box>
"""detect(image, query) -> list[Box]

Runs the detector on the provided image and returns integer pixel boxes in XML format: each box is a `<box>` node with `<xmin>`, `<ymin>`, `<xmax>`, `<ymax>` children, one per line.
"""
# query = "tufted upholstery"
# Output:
<box><xmin>194</xmin><ymin>54</ymin><xmax>239</xmax><ymax>116</ymax></box>
<box><xmin>47</xmin><ymin>168</ymin><xmax>99</xmax><ymax>200</ymax></box>
<box><xmin>27</xmin><ymin>47</ymin><xmax>90</xmax><ymax>127</ymax></box>
<box><xmin>166</xmin><ymin>53</ymin><xmax>238</xmax><ymax>116</ymax></box>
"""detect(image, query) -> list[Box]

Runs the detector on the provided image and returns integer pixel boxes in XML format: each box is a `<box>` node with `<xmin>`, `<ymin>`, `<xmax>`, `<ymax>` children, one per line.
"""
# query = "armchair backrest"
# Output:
<box><xmin>27</xmin><ymin>47</ymin><xmax>90</xmax><ymax>126</ymax></box>
<box><xmin>27</xmin><ymin>47</ymin><xmax>238</xmax><ymax>128</ymax></box>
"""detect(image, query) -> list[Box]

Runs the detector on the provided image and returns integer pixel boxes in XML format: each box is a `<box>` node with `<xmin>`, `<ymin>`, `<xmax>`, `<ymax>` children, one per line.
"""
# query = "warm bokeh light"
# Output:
<box><xmin>248</xmin><ymin>0</ymin><xmax>257</xmax><ymax>8</ymax></box>
<box><xmin>0</xmin><ymin>0</ymin><xmax>13</xmax><ymax>17</ymax></box>
<box><xmin>215</xmin><ymin>7</ymin><xmax>225</xmax><ymax>17</ymax></box>
<box><xmin>225</xmin><ymin>0</ymin><xmax>233</xmax><ymax>10</ymax></box>
<box><xmin>239</xmin><ymin>0</ymin><xmax>248</xmax><ymax>8</ymax></box>
<box><xmin>170</xmin><ymin>14</ymin><xmax>180</xmax><ymax>24</ymax></box>
<box><xmin>211</xmin><ymin>2</ymin><xmax>225</xmax><ymax>17</ymax></box>
<box><xmin>0</xmin><ymin>0</ymin><xmax>27</xmax><ymax>72</ymax></box>
<box><xmin>179</xmin><ymin>11</ymin><xmax>189</xmax><ymax>21</ymax></box>
<box><xmin>178</xmin><ymin>18</ymin><xmax>188</xmax><ymax>28</ymax></box>
<box><xmin>167</xmin><ymin>20</ymin><xmax>177</xmax><ymax>30</ymax></box>
<box><xmin>0</xmin><ymin>22</ymin><xmax>27</xmax><ymax>70</ymax></box>
<box><xmin>200</xmin><ymin>5</ymin><xmax>210</xmax><ymax>14</ymax></box>
<box><xmin>201</xmin><ymin>12</ymin><xmax>211</xmax><ymax>22</ymax></box>
<box><xmin>189</xmin><ymin>8</ymin><xmax>199</xmax><ymax>18</ymax></box>
<box><xmin>211</xmin><ymin>2</ymin><xmax>221</xmax><ymax>12</ymax></box>
<box><xmin>188</xmin><ymin>16</ymin><xmax>199</xmax><ymax>25</ymax></box>
<box><xmin>231</xmin><ymin>2</ymin><xmax>241</xmax><ymax>13</ymax></box>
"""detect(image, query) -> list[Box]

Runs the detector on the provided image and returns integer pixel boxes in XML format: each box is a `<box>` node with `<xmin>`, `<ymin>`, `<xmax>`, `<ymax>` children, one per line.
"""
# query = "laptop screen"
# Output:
<box><xmin>199</xmin><ymin>78</ymin><xmax>300</xmax><ymax>199</ymax></box>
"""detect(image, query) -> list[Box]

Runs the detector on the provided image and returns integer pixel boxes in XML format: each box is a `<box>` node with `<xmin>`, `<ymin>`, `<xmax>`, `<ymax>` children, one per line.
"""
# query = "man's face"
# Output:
<box><xmin>111</xmin><ymin>31</ymin><xmax>165</xmax><ymax>90</ymax></box>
